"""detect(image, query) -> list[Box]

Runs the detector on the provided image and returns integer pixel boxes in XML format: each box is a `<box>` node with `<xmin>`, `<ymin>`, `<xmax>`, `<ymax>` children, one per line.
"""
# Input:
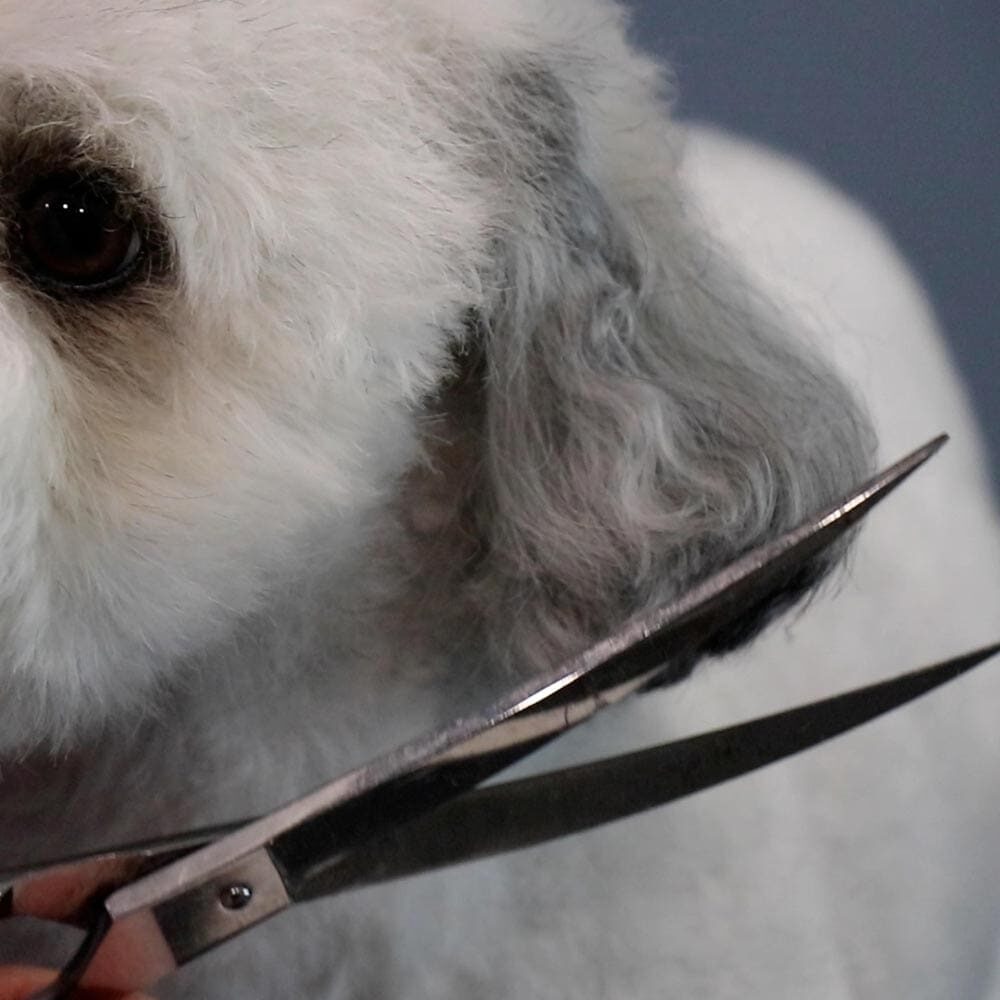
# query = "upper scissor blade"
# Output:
<box><xmin>7</xmin><ymin>437</ymin><xmax>945</xmax><ymax>998</ymax></box>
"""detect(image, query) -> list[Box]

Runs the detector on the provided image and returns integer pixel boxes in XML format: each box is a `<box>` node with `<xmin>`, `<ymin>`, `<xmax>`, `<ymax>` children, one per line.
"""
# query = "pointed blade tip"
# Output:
<box><xmin>844</xmin><ymin>433</ymin><xmax>949</xmax><ymax>524</ymax></box>
<box><xmin>915</xmin><ymin>433</ymin><xmax>950</xmax><ymax>466</ymax></box>
<box><xmin>973</xmin><ymin>641</ymin><xmax>1000</xmax><ymax>664</ymax></box>
<box><xmin>882</xmin><ymin>433</ymin><xmax>948</xmax><ymax>484</ymax></box>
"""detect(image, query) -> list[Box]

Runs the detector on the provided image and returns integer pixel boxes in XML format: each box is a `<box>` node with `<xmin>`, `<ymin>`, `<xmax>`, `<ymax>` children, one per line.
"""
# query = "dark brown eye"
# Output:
<box><xmin>17</xmin><ymin>176</ymin><xmax>142</xmax><ymax>292</ymax></box>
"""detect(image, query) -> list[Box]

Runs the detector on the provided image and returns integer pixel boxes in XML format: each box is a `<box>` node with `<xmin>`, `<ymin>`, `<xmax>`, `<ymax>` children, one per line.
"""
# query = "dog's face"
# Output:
<box><xmin>0</xmin><ymin>0</ymin><xmax>873</xmax><ymax>754</ymax></box>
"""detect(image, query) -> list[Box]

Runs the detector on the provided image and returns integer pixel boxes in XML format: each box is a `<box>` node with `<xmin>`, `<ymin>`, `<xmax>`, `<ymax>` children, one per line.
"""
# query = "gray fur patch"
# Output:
<box><xmin>414</xmin><ymin>57</ymin><xmax>874</xmax><ymax>678</ymax></box>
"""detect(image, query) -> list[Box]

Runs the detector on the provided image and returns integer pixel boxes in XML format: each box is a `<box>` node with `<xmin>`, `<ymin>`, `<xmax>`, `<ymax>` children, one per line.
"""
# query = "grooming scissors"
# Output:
<box><xmin>3</xmin><ymin>435</ymin><xmax>997</xmax><ymax>998</ymax></box>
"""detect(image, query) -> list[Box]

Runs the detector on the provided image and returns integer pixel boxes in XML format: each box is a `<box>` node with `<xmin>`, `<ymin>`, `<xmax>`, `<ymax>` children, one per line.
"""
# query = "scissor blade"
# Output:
<box><xmin>8</xmin><ymin>438</ymin><xmax>944</xmax><ymax>996</ymax></box>
<box><xmin>303</xmin><ymin>642</ymin><xmax>1000</xmax><ymax>896</ymax></box>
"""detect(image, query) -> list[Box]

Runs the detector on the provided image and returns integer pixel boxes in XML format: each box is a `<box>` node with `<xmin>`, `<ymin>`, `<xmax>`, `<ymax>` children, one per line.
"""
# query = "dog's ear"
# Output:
<box><xmin>410</xmin><ymin>60</ymin><xmax>874</xmax><ymax>675</ymax></box>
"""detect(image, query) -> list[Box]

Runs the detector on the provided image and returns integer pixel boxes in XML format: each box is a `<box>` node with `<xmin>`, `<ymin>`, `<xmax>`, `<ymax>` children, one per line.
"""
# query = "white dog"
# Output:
<box><xmin>1</xmin><ymin>2</ymin><xmax>998</xmax><ymax>997</ymax></box>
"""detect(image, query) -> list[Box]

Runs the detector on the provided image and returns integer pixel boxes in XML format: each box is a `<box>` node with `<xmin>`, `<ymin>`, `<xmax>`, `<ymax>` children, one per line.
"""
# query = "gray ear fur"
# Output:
<box><xmin>414</xmin><ymin>61</ymin><xmax>875</xmax><ymax>677</ymax></box>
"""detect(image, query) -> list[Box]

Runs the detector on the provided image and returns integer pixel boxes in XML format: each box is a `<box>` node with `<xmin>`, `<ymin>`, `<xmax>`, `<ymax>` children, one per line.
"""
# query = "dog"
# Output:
<box><xmin>1</xmin><ymin>1</ymin><xmax>998</xmax><ymax>997</ymax></box>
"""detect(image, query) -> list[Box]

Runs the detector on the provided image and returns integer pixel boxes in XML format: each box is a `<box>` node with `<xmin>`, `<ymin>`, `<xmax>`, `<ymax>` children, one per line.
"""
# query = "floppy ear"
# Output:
<box><xmin>410</xmin><ymin>59</ymin><xmax>874</xmax><ymax>676</ymax></box>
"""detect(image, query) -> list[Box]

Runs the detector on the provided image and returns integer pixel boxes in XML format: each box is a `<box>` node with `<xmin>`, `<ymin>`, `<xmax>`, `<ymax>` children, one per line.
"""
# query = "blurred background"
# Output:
<box><xmin>627</xmin><ymin>2</ymin><xmax>998</xmax><ymax>491</ymax></box>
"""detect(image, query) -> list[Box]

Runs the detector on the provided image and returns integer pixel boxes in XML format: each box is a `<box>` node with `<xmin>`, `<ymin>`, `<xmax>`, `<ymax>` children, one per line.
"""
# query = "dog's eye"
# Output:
<box><xmin>16</xmin><ymin>175</ymin><xmax>142</xmax><ymax>292</ymax></box>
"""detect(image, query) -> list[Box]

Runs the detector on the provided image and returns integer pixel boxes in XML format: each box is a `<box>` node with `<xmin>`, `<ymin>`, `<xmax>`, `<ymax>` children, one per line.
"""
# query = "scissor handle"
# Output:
<box><xmin>1</xmin><ymin>825</ymin><xmax>231</xmax><ymax>927</ymax></box>
<box><xmin>25</xmin><ymin>909</ymin><xmax>114</xmax><ymax>1000</ymax></box>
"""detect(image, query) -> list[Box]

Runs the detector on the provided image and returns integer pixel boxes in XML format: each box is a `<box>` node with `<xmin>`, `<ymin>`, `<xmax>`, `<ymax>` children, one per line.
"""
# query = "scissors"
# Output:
<box><xmin>3</xmin><ymin>435</ymin><xmax>998</xmax><ymax>999</ymax></box>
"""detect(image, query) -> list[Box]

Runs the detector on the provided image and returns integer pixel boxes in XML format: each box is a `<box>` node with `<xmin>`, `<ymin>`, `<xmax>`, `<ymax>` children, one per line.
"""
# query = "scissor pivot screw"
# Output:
<box><xmin>219</xmin><ymin>883</ymin><xmax>254</xmax><ymax>911</ymax></box>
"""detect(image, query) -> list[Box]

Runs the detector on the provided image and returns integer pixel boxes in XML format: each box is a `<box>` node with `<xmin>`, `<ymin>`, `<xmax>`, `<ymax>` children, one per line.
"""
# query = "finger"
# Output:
<box><xmin>0</xmin><ymin>966</ymin><xmax>153</xmax><ymax>1000</ymax></box>
<box><xmin>0</xmin><ymin>966</ymin><xmax>55</xmax><ymax>1000</ymax></box>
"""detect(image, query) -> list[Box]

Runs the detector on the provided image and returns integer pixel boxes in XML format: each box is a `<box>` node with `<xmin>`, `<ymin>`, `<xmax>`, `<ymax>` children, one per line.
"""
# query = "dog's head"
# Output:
<box><xmin>0</xmin><ymin>0</ymin><xmax>873</xmax><ymax>753</ymax></box>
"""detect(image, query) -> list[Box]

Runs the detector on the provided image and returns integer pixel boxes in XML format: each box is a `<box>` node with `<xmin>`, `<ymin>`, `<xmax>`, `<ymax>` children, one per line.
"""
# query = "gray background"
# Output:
<box><xmin>627</xmin><ymin>2</ymin><xmax>998</xmax><ymax>490</ymax></box>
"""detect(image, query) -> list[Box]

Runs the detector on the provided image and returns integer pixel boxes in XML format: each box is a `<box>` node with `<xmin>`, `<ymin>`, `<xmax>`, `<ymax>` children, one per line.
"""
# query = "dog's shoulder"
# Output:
<box><xmin>653</xmin><ymin>126</ymin><xmax>1000</xmax><ymax>995</ymax></box>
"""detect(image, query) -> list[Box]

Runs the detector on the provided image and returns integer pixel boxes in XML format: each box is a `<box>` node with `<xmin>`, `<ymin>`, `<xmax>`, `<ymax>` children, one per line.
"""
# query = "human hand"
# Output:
<box><xmin>0</xmin><ymin>966</ymin><xmax>152</xmax><ymax>1000</ymax></box>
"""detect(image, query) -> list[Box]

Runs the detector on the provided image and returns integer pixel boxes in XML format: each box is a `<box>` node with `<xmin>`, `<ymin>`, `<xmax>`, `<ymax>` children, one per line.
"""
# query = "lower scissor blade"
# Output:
<box><xmin>9</xmin><ymin>642</ymin><xmax>996</xmax><ymax>923</ymax></box>
<box><xmin>297</xmin><ymin>641</ymin><xmax>1000</xmax><ymax>898</ymax></box>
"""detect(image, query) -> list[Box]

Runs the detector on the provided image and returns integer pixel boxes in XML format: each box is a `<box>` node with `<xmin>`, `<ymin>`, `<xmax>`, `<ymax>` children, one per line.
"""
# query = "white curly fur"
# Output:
<box><xmin>1</xmin><ymin>2</ymin><xmax>998</xmax><ymax>998</ymax></box>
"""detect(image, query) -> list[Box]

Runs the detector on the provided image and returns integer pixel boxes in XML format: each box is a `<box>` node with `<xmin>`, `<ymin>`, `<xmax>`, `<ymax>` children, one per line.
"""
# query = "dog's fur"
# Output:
<box><xmin>1</xmin><ymin>2</ymin><xmax>999</xmax><ymax>997</ymax></box>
